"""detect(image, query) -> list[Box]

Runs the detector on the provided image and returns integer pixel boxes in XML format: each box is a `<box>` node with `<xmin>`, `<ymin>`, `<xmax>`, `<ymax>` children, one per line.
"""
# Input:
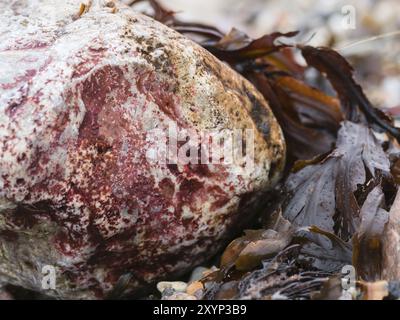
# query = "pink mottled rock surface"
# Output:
<box><xmin>383</xmin><ymin>189</ymin><xmax>400</xmax><ymax>281</ymax></box>
<box><xmin>0</xmin><ymin>0</ymin><xmax>285</xmax><ymax>298</ymax></box>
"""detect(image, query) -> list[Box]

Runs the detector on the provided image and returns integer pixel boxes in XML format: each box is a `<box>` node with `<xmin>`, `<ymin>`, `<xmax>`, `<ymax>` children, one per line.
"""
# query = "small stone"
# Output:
<box><xmin>157</xmin><ymin>281</ymin><xmax>188</xmax><ymax>294</ymax></box>
<box><xmin>160</xmin><ymin>287</ymin><xmax>175</xmax><ymax>299</ymax></box>
<box><xmin>189</xmin><ymin>266</ymin><xmax>209</xmax><ymax>282</ymax></box>
<box><xmin>203</xmin><ymin>266</ymin><xmax>219</xmax><ymax>277</ymax></box>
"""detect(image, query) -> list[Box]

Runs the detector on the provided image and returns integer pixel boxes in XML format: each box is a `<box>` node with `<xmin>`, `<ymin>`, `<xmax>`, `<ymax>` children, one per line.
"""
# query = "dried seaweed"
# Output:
<box><xmin>299</xmin><ymin>226</ymin><xmax>352</xmax><ymax>273</ymax></box>
<box><xmin>283</xmin><ymin>121</ymin><xmax>390</xmax><ymax>240</ymax></box>
<box><xmin>202</xmin><ymin>245</ymin><xmax>333</xmax><ymax>300</ymax></box>
<box><xmin>128</xmin><ymin>0</ymin><xmax>175</xmax><ymax>24</ymax></box>
<box><xmin>301</xmin><ymin>46</ymin><xmax>400</xmax><ymax>142</ymax></box>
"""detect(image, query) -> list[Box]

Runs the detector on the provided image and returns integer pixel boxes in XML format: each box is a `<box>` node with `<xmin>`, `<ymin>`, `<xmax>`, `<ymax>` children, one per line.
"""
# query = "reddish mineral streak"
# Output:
<box><xmin>0</xmin><ymin>0</ymin><xmax>285</xmax><ymax>299</ymax></box>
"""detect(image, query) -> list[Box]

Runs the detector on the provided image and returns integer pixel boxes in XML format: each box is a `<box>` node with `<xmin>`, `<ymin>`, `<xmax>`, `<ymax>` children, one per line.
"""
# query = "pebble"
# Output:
<box><xmin>189</xmin><ymin>266</ymin><xmax>209</xmax><ymax>282</ymax></box>
<box><xmin>157</xmin><ymin>281</ymin><xmax>188</xmax><ymax>294</ymax></box>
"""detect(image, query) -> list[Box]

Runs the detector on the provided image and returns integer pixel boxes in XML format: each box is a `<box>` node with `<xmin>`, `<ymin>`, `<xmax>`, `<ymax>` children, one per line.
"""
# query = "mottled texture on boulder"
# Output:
<box><xmin>0</xmin><ymin>0</ymin><xmax>285</xmax><ymax>298</ymax></box>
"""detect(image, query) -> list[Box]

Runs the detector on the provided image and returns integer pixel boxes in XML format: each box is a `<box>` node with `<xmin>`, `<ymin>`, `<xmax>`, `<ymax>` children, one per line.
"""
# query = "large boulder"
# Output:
<box><xmin>0</xmin><ymin>0</ymin><xmax>285</xmax><ymax>298</ymax></box>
